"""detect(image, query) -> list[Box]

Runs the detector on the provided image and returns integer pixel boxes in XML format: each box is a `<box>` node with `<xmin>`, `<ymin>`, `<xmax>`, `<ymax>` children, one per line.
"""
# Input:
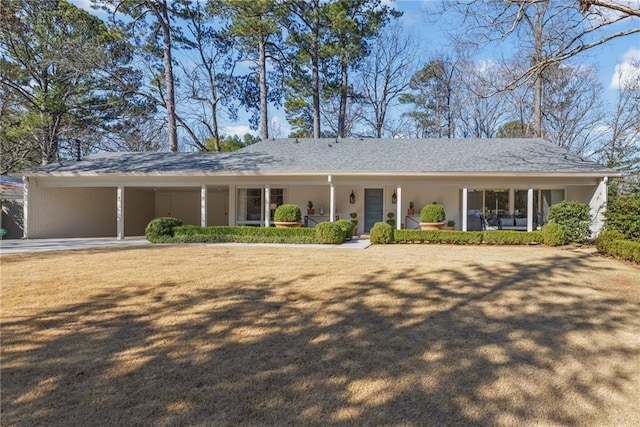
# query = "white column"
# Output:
<box><xmin>264</xmin><ymin>185</ymin><xmax>271</xmax><ymax>227</ymax></box>
<box><xmin>508</xmin><ymin>188</ymin><xmax>515</xmax><ymax>215</ymax></box>
<box><xmin>200</xmin><ymin>185</ymin><xmax>207</xmax><ymax>227</ymax></box>
<box><xmin>228</xmin><ymin>185</ymin><xmax>236</xmax><ymax>226</ymax></box>
<box><xmin>527</xmin><ymin>187</ymin><xmax>534</xmax><ymax>232</ymax></box>
<box><xmin>328</xmin><ymin>175</ymin><xmax>335</xmax><ymax>222</ymax></box>
<box><xmin>22</xmin><ymin>176</ymin><xmax>29</xmax><ymax>239</ymax></box>
<box><xmin>396</xmin><ymin>185</ymin><xmax>402</xmax><ymax>230</ymax></box>
<box><xmin>462</xmin><ymin>187</ymin><xmax>468</xmax><ymax>232</ymax></box>
<box><xmin>117</xmin><ymin>186</ymin><xmax>124</xmax><ymax>240</ymax></box>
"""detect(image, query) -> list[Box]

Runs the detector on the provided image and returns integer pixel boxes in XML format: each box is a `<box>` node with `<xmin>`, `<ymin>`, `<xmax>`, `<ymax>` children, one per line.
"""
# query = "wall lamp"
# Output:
<box><xmin>349</xmin><ymin>190</ymin><xmax>355</xmax><ymax>204</ymax></box>
<box><xmin>392</xmin><ymin>191</ymin><xmax>397</xmax><ymax>204</ymax></box>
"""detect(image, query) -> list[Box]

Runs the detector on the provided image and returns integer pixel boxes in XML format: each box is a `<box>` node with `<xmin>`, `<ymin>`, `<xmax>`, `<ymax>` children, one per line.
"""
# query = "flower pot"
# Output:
<box><xmin>274</xmin><ymin>221</ymin><xmax>302</xmax><ymax>228</ymax></box>
<box><xmin>407</xmin><ymin>209</ymin><xmax>415</xmax><ymax>215</ymax></box>
<box><xmin>307</xmin><ymin>209</ymin><xmax>314</xmax><ymax>215</ymax></box>
<box><xmin>419</xmin><ymin>222</ymin><xmax>445</xmax><ymax>230</ymax></box>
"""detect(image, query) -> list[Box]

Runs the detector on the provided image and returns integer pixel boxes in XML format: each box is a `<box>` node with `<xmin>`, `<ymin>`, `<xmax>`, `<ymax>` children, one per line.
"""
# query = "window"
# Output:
<box><xmin>236</xmin><ymin>188</ymin><xmax>286</xmax><ymax>225</ymax></box>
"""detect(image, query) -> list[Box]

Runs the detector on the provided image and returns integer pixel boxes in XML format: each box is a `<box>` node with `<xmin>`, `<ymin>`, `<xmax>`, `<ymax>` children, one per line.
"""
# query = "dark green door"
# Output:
<box><xmin>364</xmin><ymin>189</ymin><xmax>383</xmax><ymax>233</ymax></box>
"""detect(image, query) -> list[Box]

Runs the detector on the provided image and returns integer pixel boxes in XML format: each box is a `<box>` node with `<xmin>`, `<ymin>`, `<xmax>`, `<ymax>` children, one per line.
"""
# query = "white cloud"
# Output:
<box><xmin>221</xmin><ymin>126</ymin><xmax>257</xmax><ymax>138</ymax></box>
<box><xmin>609</xmin><ymin>47</ymin><xmax>640</xmax><ymax>89</ymax></box>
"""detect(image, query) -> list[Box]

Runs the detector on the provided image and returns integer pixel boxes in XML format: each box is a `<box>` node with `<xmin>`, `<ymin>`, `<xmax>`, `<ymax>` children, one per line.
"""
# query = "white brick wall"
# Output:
<box><xmin>28</xmin><ymin>186</ymin><xmax>116</xmax><ymax>238</ymax></box>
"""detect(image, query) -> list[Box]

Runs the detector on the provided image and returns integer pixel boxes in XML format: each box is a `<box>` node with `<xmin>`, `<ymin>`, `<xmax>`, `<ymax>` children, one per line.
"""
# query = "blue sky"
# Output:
<box><xmin>71</xmin><ymin>0</ymin><xmax>639</xmax><ymax>138</ymax></box>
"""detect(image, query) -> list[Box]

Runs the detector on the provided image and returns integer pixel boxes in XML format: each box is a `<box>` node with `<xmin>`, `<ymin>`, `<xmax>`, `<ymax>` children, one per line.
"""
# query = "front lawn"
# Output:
<box><xmin>2</xmin><ymin>245</ymin><xmax>639</xmax><ymax>426</ymax></box>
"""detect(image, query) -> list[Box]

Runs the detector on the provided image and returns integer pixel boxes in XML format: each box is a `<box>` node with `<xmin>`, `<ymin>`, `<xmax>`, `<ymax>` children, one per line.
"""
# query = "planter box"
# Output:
<box><xmin>420</xmin><ymin>222</ymin><xmax>445</xmax><ymax>230</ymax></box>
<box><xmin>274</xmin><ymin>222</ymin><xmax>302</xmax><ymax>228</ymax></box>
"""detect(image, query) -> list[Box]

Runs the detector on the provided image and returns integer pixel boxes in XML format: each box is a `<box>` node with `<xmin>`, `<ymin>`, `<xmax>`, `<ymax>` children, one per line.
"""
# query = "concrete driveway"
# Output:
<box><xmin>0</xmin><ymin>236</ymin><xmax>370</xmax><ymax>254</ymax></box>
<box><xmin>0</xmin><ymin>237</ymin><xmax>150</xmax><ymax>254</ymax></box>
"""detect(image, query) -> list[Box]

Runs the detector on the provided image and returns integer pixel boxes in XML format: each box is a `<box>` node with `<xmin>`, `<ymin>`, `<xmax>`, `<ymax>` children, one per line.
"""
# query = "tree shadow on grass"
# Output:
<box><xmin>2</xmin><ymin>252</ymin><xmax>640</xmax><ymax>426</ymax></box>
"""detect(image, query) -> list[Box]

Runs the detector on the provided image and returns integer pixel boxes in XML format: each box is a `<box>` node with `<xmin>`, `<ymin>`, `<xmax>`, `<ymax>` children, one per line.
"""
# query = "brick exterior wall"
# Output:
<box><xmin>28</xmin><ymin>186</ymin><xmax>116</xmax><ymax>238</ymax></box>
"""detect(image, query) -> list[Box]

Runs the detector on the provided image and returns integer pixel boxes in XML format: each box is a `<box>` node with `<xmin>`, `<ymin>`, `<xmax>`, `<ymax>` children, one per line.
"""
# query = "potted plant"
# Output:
<box><xmin>274</xmin><ymin>204</ymin><xmax>302</xmax><ymax>227</ymax></box>
<box><xmin>446</xmin><ymin>220</ymin><xmax>455</xmax><ymax>230</ymax></box>
<box><xmin>350</xmin><ymin>212</ymin><xmax>358</xmax><ymax>236</ymax></box>
<box><xmin>386</xmin><ymin>212</ymin><xmax>395</xmax><ymax>227</ymax></box>
<box><xmin>307</xmin><ymin>200</ymin><xmax>314</xmax><ymax>215</ymax></box>
<box><xmin>419</xmin><ymin>203</ymin><xmax>446</xmax><ymax>230</ymax></box>
<box><xmin>407</xmin><ymin>201</ymin><xmax>415</xmax><ymax>215</ymax></box>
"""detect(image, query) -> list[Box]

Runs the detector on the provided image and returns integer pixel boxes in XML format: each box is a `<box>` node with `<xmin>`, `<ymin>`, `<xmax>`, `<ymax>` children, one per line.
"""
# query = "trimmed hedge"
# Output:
<box><xmin>393</xmin><ymin>230</ymin><xmax>483</xmax><ymax>244</ymax></box>
<box><xmin>548</xmin><ymin>201</ymin><xmax>591</xmax><ymax>243</ymax></box>
<box><xmin>482</xmin><ymin>230</ymin><xmax>544</xmax><ymax>245</ymax></box>
<box><xmin>335</xmin><ymin>219</ymin><xmax>356</xmax><ymax>241</ymax></box>
<box><xmin>604</xmin><ymin>194</ymin><xmax>640</xmax><ymax>242</ymax></box>
<box><xmin>420</xmin><ymin>204</ymin><xmax>446</xmax><ymax>223</ymax></box>
<box><xmin>315</xmin><ymin>222</ymin><xmax>345</xmax><ymax>244</ymax></box>
<box><xmin>274</xmin><ymin>204</ymin><xmax>302</xmax><ymax>222</ymax></box>
<box><xmin>145</xmin><ymin>217</ymin><xmax>183</xmax><ymax>242</ymax></box>
<box><xmin>370</xmin><ymin>222</ymin><xmax>394</xmax><ymax>244</ymax></box>
<box><xmin>542</xmin><ymin>223</ymin><xmax>565</xmax><ymax>246</ymax></box>
<box><xmin>170</xmin><ymin>225</ymin><xmax>319</xmax><ymax>244</ymax></box>
<box><xmin>595</xmin><ymin>229</ymin><xmax>624</xmax><ymax>254</ymax></box>
<box><xmin>605</xmin><ymin>239</ymin><xmax>640</xmax><ymax>264</ymax></box>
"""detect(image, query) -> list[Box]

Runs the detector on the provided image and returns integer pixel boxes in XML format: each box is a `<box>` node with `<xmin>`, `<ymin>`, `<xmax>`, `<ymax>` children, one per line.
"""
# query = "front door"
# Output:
<box><xmin>364</xmin><ymin>188</ymin><xmax>383</xmax><ymax>233</ymax></box>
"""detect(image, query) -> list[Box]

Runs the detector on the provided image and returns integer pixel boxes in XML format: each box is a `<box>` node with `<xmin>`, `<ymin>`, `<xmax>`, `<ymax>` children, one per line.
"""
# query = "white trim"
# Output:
<box><xmin>396</xmin><ymin>185</ymin><xmax>402</xmax><ymax>230</ymax></box>
<box><xmin>117</xmin><ymin>186</ymin><xmax>124</xmax><ymax>240</ymax></box>
<box><xmin>462</xmin><ymin>187</ymin><xmax>468</xmax><ymax>232</ymax></box>
<box><xmin>527</xmin><ymin>188</ymin><xmax>534</xmax><ymax>232</ymax></box>
<box><xmin>25</xmin><ymin>170</ymin><xmax>620</xmax><ymax>179</ymax></box>
<box><xmin>200</xmin><ymin>185</ymin><xmax>208</xmax><ymax>227</ymax></box>
<box><xmin>264</xmin><ymin>185</ymin><xmax>271</xmax><ymax>227</ymax></box>
<box><xmin>22</xmin><ymin>176</ymin><xmax>29</xmax><ymax>239</ymax></box>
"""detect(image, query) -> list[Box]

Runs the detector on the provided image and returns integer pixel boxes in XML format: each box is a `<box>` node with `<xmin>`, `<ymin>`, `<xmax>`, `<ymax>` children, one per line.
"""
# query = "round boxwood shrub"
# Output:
<box><xmin>274</xmin><ymin>204</ymin><xmax>301</xmax><ymax>222</ymax></box>
<box><xmin>315</xmin><ymin>222</ymin><xmax>345</xmax><ymax>244</ymax></box>
<box><xmin>370</xmin><ymin>221</ymin><xmax>394</xmax><ymax>244</ymax></box>
<box><xmin>595</xmin><ymin>229</ymin><xmax>624</xmax><ymax>254</ymax></box>
<box><xmin>420</xmin><ymin>203</ymin><xmax>446</xmax><ymax>223</ymax></box>
<box><xmin>548</xmin><ymin>201</ymin><xmax>591</xmax><ymax>243</ymax></box>
<box><xmin>145</xmin><ymin>217</ymin><xmax>183</xmax><ymax>242</ymax></box>
<box><xmin>542</xmin><ymin>222</ymin><xmax>565</xmax><ymax>246</ymax></box>
<box><xmin>604</xmin><ymin>194</ymin><xmax>640</xmax><ymax>241</ymax></box>
<box><xmin>335</xmin><ymin>219</ymin><xmax>355</xmax><ymax>240</ymax></box>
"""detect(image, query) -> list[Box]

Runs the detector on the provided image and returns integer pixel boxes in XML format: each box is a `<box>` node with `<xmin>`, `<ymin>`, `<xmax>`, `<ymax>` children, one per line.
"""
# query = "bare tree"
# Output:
<box><xmin>593</xmin><ymin>66</ymin><xmax>640</xmax><ymax>194</ymax></box>
<box><xmin>542</xmin><ymin>63</ymin><xmax>605</xmax><ymax>155</ymax></box>
<box><xmin>445</xmin><ymin>0</ymin><xmax>640</xmax><ymax>137</ymax></box>
<box><xmin>455</xmin><ymin>60</ymin><xmax>510</xmax><ymax>138</ymax></box>
<box><xmin>176</xmin><ymin>2</ymin><xmax>238</xmax><ymax>151</ymax></box>
<box><xmin>578</xmin><ymin>0</ymin><xmax>640</xmax><ymax>18</ymax></box>
<box><xmin>358</xmin><ymin>22</ymin><xmax>419</xmax><ymax>138</ymax></box>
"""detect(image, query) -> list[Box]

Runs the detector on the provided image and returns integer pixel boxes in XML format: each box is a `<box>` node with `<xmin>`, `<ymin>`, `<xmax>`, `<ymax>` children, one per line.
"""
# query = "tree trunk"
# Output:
<box><xmin>533</xmin><ymin>2</ymin><xmax>544</xmax><ymax>139</ymax></box>
<box><xmin>338</xmin><ymin>56</ymin><xmax>348</xmax><ymax>138</ymax></box>
<box><xmin>311</xmin><ymin>0</ymin><xmax>320</xmax><ymax>139</ymax></box>
<box><xmin>259</xmin><ymin>35</ymin><xmax>269</xmax><ymax>141</ymax></box>
<box><xmin>159</xmin><ymin>1</ymin><xmax>178</xmax><ymax>152</ymax></box>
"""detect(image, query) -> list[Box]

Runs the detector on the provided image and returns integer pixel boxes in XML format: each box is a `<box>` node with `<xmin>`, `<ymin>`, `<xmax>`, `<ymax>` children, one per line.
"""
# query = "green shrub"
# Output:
<box><xmin>548</xmin><ymin>201</ymin><xmax>591</xmax><ymax>243</ymax></box>
<box><xmin>335</xmin><ymin>219</ymin><xmax>355</xmax><ymax>240</ymax></box>
<box><xmin>420</xmin><ymin>203</ymin><xmax>446</xmax><ymax>223</ymax></box>
<box><xmin>604</xmin><ymin>194</ymin><xmax>640</xmax><ymax>241</ymax></box>
<box><xmin>394</xmin><ymin>230</ymin><xmax>483</xmax><ymax>244</ymax></box>
<box><xmin>606</xmin><ymin>239</ymin><xmax>640</xmax><ymax>264</ymax></box>
<box><xmin>542</xmin><ymin>223</ymin><xmax>565</xmax><ymax>246</ymax></box>
<box><xmin>315</xmin><ymin>222</ymin><xmax>345</xmax><ymax>244</ymax></box>
<box><xmin>145</xmin><ymin>217</ymin><xmax>183</xmax><ymax>242</ymax></box>
<box><xmin>274</xmin><ymin>204</ymin><xmax>301</xmax><ymax>222</ymax></box>
<box><xmin>169</xmin><ymin>225</ymin><xmax>319</xmax><ymax>244</ymax></box>
<box><xmin>370</xmin><ymin>221</ymin><xmax>394</xmax><ymax>244</ymax></box>
<box><xmin>483</xmin><ymin>230</ymin><xmax>544</xmax><ymax>245</ymax></box>
<box><xmin>595</xmin><ymin>229</ymin><xmax>624</xmax><ymax>253</ymax></box>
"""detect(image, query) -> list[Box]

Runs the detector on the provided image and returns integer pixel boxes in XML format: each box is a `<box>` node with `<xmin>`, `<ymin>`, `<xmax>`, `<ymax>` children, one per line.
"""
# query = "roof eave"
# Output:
<box><xmin>21</xmin><ymin>169</ymin><xmax>621</xmax><ymax>178</ymax></box>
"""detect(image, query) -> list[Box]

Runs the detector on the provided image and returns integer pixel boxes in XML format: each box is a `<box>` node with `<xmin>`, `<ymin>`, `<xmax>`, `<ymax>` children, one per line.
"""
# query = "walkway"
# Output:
<box><xmin>0</xmin><ymin>237</ymin><xmax>370</xmax><ymax>255</ymax></box>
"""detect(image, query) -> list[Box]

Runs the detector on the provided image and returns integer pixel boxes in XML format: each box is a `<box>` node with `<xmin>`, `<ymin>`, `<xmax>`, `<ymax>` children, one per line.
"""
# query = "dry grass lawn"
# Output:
<box><xmin>1</xmin><ymin>244</ymin><xmax>640</xmax><ymax>426</ymax></box>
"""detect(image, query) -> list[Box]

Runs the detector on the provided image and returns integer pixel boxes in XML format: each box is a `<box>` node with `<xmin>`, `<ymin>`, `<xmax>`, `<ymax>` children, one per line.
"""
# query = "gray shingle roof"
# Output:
<box><xmin>21</xmin><ymin>138</ymin><xmax>617</xmax><ymax>177</ymax></box>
